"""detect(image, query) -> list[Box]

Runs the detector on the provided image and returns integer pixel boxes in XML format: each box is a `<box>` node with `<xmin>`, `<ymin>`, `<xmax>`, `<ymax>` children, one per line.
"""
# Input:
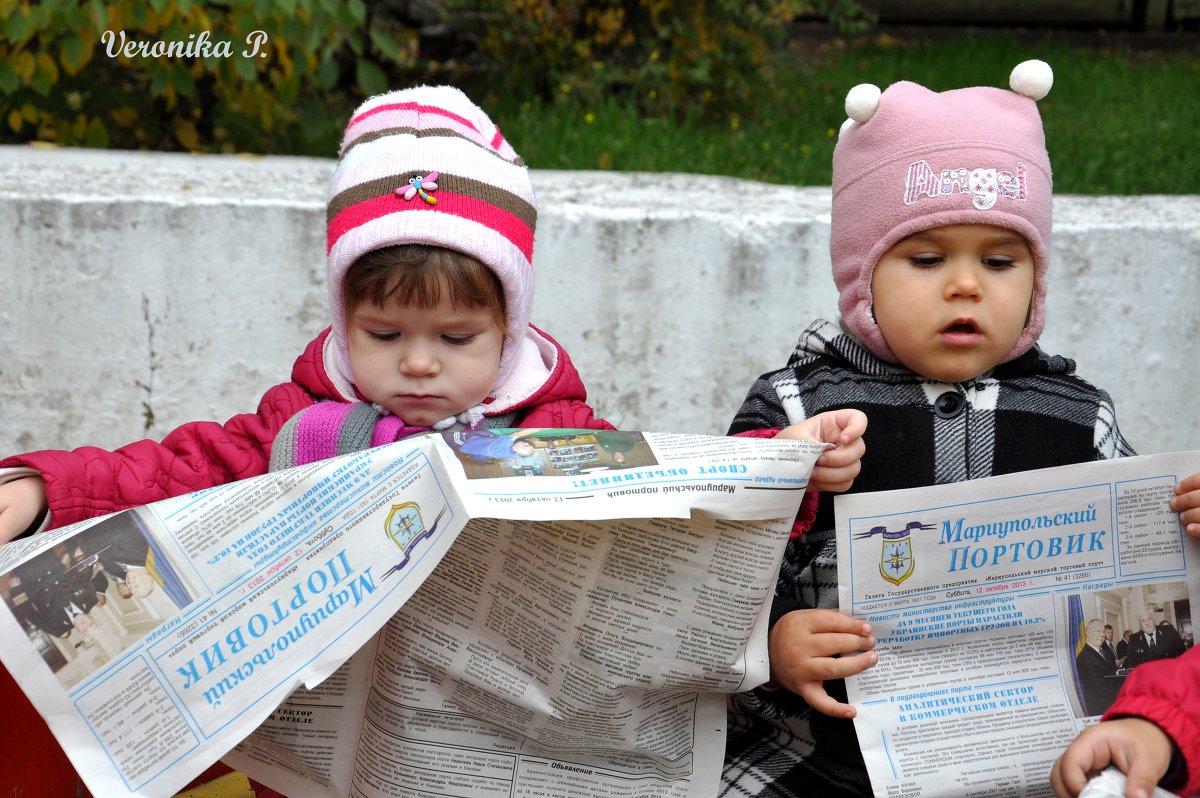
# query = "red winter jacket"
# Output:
<box><xmin>1102</xmin><ymin>645</ymin><xmax>1200</xmax><ymax>796</ymax></box>
<box><xmin>2</xmin><ymin>326</ymin><xmax>612</xmax><ymax>531</ymax></box>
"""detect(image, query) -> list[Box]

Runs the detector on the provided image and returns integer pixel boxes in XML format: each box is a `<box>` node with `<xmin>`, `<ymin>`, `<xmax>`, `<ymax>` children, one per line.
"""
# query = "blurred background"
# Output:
<box><xmin>2</xmin><ymin>0</ymin><xmax>1198</xmax><ymax>193</ymax></box>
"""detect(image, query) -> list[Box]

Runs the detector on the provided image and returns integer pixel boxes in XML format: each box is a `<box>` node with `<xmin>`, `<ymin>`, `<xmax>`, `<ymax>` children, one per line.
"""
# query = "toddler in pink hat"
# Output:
<box><xmin>722</xmin><ymin>61</ymin><xmax>1200</xmax><ymax>798</ymax></box>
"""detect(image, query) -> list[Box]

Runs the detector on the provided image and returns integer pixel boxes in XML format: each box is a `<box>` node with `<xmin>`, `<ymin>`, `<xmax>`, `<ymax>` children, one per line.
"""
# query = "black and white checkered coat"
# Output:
<box><xmin>721</xmin><ymin>319</ymin><xmax>1134</xmax><ymax>798</ymax></box>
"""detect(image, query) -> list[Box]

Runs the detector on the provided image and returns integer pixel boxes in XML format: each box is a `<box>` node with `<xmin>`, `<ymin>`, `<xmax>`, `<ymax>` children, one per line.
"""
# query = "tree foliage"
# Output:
<box><xmin>0</xmin><ymin>0</ymin><xmax>871</xmax><ymax>153</ymax></box>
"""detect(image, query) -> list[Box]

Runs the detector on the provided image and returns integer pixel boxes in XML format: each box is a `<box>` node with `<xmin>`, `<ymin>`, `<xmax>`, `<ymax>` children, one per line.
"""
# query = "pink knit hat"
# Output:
<box><xmin>325</xmin><ymin>85</ymin><xmax>537</xmax><ymax>398</ymax></box>
<box><xmin>832</xmin><ymin>60</ymin><xmax>1055</xmax><ymax>364</ymax></box>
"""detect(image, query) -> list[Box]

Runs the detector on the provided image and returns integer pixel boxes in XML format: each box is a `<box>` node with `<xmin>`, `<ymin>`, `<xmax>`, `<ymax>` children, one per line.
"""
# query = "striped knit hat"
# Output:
<box><xmin>325</xmin><ymin>85</ymin><xmax>537</xmax><ymax>397</ymax></box>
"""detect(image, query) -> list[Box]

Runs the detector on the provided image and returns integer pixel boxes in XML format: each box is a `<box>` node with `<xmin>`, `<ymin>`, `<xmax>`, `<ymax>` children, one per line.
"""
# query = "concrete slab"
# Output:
<box><xmin>2</xmin><ymin>145</ymin><xmax>1197</xmax><ymax>460</ymax></box>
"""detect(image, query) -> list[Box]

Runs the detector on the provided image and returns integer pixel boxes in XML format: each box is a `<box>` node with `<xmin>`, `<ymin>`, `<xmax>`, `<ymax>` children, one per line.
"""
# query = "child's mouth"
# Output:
<box><xmin>940</xmin><ymin>320</ymin><xmax>983</xmax><ymax>345</ymax></box>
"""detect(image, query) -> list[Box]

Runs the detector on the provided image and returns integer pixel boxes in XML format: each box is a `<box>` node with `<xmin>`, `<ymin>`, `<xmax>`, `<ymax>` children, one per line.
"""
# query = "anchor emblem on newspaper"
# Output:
<box><xmin>855</xmin><ymin>521</ymin><xmax>935</xmax><ymax>586</ymax></box>
<box><xmin>382</xmin><ymin>504</ymin><xmax>448</xmax><ymax>579</ymax></box>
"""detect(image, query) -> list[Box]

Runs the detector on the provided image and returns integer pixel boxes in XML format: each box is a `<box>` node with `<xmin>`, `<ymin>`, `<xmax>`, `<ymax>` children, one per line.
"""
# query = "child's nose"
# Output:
<box><xmin>400</xmin><ymin>342</ymin><xmax>439</xmax><ymax>376</ymax></box>
<box><xmin>943</xmin><ymin>260</ymin><xmax>983</xmax><ymax>300</ymax></box>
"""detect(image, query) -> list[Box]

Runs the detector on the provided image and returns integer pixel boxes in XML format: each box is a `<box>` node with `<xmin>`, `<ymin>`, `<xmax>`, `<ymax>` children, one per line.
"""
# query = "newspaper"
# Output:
<box><xmin>0</xmin><ymin>429</ymin><xmax>826</xmax><ymax>798</ymax></box>
<box><xmin>836</xmin><ymin>451</ymin><xmax>1200</xmax><ymax>798</ymax></box>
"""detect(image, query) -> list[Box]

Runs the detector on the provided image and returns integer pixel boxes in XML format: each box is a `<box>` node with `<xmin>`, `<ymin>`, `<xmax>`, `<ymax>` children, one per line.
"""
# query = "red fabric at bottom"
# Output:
<box><xmin>1</xmin><ymin>663</ymin><xmax>285</xmax><ymax>796</ymax></box>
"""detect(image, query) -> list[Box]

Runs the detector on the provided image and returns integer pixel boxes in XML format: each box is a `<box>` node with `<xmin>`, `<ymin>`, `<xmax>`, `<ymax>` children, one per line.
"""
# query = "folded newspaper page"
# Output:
<box><xmin>0</xmin><ymin>430</ymin><xmax>825</xmax><ymax>798</ymax></box>
<box><xmin>836</xmin><ymin>451</ymin><xmax>1200</xmax><ymax>798</ymax></box>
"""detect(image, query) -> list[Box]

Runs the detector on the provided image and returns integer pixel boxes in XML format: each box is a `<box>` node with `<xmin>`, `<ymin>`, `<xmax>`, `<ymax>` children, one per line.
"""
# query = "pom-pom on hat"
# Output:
<box><xmin>324</xmin><ymin>85</ymin><xmax>537</xmax><ymax>399</ymax></box>
<box><xmin>831</xmin><ymin>60</ymin><xmax>1054</xmax><ymax>365</ymax></box>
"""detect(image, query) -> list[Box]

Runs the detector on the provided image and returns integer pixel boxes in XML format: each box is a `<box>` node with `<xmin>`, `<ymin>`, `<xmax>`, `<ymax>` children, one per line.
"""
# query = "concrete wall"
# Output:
<box><xmin>2</xmin><ymin>146</ymin><xmax>1198</xmax><ymax>459</ymax></box>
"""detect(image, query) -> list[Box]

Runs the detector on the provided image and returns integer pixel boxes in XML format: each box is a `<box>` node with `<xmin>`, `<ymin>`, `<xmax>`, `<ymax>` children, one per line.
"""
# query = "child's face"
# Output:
<box><xmin>347</xmin><ymin>293</ymin><xmax>504</xmax><ymax>426</ymax></box>
<box><xmin>870</xmin><ymin>224</ymin><xmax>1035</xmax><ymax>383</ymax></box>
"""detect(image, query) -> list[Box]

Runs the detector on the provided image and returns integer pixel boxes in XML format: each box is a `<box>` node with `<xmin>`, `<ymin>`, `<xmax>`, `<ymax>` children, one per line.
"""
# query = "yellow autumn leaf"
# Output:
<box><xmin>36</xmin><ymin>51</ymin><xmax>59</xmax><ymax>84</ymax></box>
<box><xmin>276</xmin><ymin>43</ymin><xmax>294</xmax><ymax>80</ymax></box>
<box><xmin>190</xmin><ymin>7</ymin><xmax>212</xmax><ymax>30</ymax></box>
<box><xmin>20</xmin><ymin>102</ymin><xmax>37</xmax><ymax>122</ymax></box>
<box><xmin>15</xmin><ymin>51</ymin><xmax>34</xmax><ymax>80</ymax></box>
<box><xmin>174</xmin><ymin>119</ymin><xmax>199</xmax><ymax>150</ymax></box>
<box><xmin>110</xmin><ymin>107</ymin><xmax>137</xmax><ymax>127</ymax></box>
<box><xmin>7</xmin><ymin>109</ymin><xmax>21</xmax><ymax>132</ymax></box>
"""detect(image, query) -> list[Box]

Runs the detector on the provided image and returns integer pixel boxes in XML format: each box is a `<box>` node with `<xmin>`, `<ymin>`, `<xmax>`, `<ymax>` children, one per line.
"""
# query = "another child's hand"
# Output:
<box><xmin>0</xmin><ymin>476</ymin><xmax>47</xmax><ymax>543</ymax></box>
<box><xmin>1170</xmin><ymin>471</ymin><xmax>1200</xmax><ymax>539</ymax></box>
<box><xmin>1049</xmin><ymin>717</ymin><xmax>1174</xmax><ymax>798</ymax></box>
<box><xmin>775</xmin><ymin>409</ymin><xmax>867</xmax><ymax>493</ymax></box>
<box><xmin>768</xmin><ymin>608</ymin><xmax>877</xmax><ymax>718</ymax></box>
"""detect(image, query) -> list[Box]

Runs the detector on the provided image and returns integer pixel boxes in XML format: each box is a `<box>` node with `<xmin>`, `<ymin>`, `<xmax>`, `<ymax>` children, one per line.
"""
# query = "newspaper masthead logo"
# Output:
<box><xmin>855</xmin><ymin>521</ymin><xmax>936</xmax><ymax>586</ymax></box>
<box><xmin>382</xmin><ymin>503</ymin><xmax>448</xmax><ymax>579</ymax></box>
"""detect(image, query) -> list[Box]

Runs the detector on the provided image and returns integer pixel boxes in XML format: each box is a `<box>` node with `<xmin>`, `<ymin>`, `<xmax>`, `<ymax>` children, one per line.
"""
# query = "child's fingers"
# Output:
<box><xmin>814</xmin><ymin>410</ymin><xmax>867</xmax><ymax>447</ymax></box>
<box><xmin>800</xmin><ymin>632</ymin><xmax>877</xmax><ymax>661</ymax></box>
<box><xmin>1056</xmin><ymin>737</ymin><xmax>1113</xmax><ymax>798</ymax></box>
<box><xmin>809</xmin><ymin>479</ymin><xmax>854</xmax><ymax>494</ymax></box>
<box><xmin>1173</xmin><ymin>472</ymin><xmax>1200</xmax><ymax>496</ymax></box>
<box><xmin>796</xmin><ymin>682</ymin><xmax>858</xmax><ymax>719</ymax></box>
<box><xmin>1123</xmin><ymin>763</ymin><xmax>1161</xmax><ymax>798</ymax></box>
<box><xmin>1168</xmin><ymin>486</ymin><xmax>1200</xmax><ymax>537</ymax></box>
<box><xmin>833</xmin><ymin>408</ymin><xmax>868</xmax><ymax>443</ymax></box>
<box><xmin>817</xmin><ymin>438</ymin><xmax>865</xmax><ymax>468</ymax></box>
<box><xmin>822</xmin><ymin>649</ymin><xmax>879</xmax><ymax>680</ymax></box>
<box><xmin>1049</xmin><ymin>754</ymin><xmax>1089</xmax><ymax>798</ymax></box>
<box><xmin>812</xmin><ymin>459</ymin><xmax>862</xmax><ymax>483</ymax></box>
<box><xmin>784</xmin><ymin>651</ymin><xmax>879</xmax><ymax>686</ymax></box>
<box><xmin>1169</xmin><ymin>487</ymin><xmax>1200</xmax><ymax>513</ymax></box>
<box><xmin>808</xmin><ymin>467</ymin><xmax>862</xmax><ymax>495</ymax></box>
<box><xmin>794</xmin><ymin>608</ymin><xmax>871</xmax><ymax>636</ymax></box>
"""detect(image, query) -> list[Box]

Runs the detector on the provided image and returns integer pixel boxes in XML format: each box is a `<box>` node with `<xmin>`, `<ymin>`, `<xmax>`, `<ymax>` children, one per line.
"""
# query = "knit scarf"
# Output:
<box><xmin>269</xmin><ymin>402</ymin><xmax>518</xmax><ymax>471</ymax></box>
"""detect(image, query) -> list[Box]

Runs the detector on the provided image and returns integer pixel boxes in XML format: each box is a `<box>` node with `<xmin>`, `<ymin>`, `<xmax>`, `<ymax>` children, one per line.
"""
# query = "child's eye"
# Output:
<box><xmin>983</xmin><ymin>256</ymin><xmax>1016</xmax><ymax>270</ymax></box>
<box><xmin>367</xmin><ymin>331</ymin><xmax>400</xmax><ymax>342</ymax></box>
<box><xmin>443</xmin><ymin>334</ymin><xmax>478</xmax><ymax>346</ymax></box>
<box><xmin>908</xmin><ymin>254</ymin><xmax>943</xmax><ymax>268</ymax></box>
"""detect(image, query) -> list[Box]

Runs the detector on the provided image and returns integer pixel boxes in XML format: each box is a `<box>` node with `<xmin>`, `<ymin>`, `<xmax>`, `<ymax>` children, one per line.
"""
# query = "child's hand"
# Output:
<box><xmin>1049</xmin><ymin>717</ymin><xmax>1174</xmax><ymax>798</ymax></box>
<box><xmin>0</xmin><ymin>476</ymin><xmax>47</xmax><ymax>543</ymax></box>
<box><xmin>1170</xmin><ymin>471</ymin><xmax>1200</xmax><ymax>538</ymax></box>
<box><xmin>768</xmin><ymin>608</ymin><xmax>877</xmax><ymax>718</ymax></box>
<box><xmin>775</xmin><ymin>409</ymin><xmax>867</xmax><ymax>493</ymax></box>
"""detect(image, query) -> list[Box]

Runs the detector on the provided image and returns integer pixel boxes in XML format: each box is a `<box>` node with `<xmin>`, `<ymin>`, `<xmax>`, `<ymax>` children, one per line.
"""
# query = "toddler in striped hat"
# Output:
<box><xmin>0</xmin><ymin>85</ymin><xmax>613</xmax><ymax>540</ymax></box>
<box><xmin>267</xmin><ymin>84</ymin><xmax>617</xmax><ymax>469</ymax></box>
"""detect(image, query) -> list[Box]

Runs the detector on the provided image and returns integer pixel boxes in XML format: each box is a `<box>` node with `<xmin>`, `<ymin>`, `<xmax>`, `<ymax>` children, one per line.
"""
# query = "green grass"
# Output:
<box><xmin>486</xmin><ymin>31</ymin><xmax>1200</xmax><ymax>194</ymax></box>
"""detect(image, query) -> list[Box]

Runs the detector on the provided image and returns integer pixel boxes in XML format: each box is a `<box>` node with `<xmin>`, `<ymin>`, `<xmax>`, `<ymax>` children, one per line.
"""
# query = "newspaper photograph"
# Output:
<box><xmin>0</xmin><ymin>430</ymin><xmax>826</xmax><ymax>798</ymax></box>
<box><xmin>836</xmin><ymin>450</ymin><xmax>1200</xmax><ymax>798</ymax></box>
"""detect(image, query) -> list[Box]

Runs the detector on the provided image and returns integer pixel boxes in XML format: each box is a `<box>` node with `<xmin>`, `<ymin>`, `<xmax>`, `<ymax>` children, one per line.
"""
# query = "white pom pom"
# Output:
<box><xmin>845</xmin><ymin>83</ymin><xmax>882</xmax><ymax>124</ymax></box>
<box><xmin>838</xmin><ymin>117</ymin><xmax>856</xmax><ymax>137</ymax></box>
<box><xmin>1009</xmin><ymin>59</ymin><xmax>1053</xmax><ymax>100</ymax></box>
